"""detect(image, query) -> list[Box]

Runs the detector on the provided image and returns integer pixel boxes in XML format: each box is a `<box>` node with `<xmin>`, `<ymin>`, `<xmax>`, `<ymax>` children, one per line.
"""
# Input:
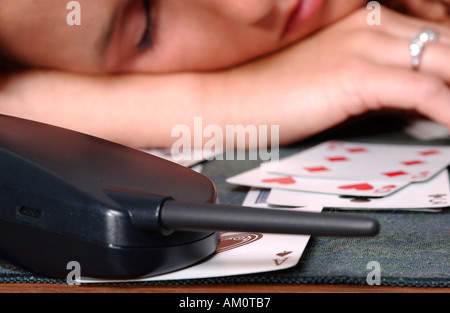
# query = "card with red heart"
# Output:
<box><xmin>266</xmin><ymin>169</ymin><xmax>449</xmax><ymax>212</ymax></box>
<box><xmin>226</xmin><ymin>166</ymin><xmax>409</xmax><ymax>197</ymax></box>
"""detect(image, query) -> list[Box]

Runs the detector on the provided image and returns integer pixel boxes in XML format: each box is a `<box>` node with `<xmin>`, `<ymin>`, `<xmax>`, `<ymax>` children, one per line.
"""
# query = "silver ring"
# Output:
<box><xmin>410</xmin><ymin>28</ymin><xmax>439</xmax><ymax>70</ymax></box>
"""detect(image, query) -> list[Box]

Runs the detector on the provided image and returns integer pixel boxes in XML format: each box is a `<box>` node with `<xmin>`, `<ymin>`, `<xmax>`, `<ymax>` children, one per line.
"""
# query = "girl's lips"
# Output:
<box><xmin>283</xmin><ymin>0</ymin><xmax>325</xmax><ymax>37</ymax></box>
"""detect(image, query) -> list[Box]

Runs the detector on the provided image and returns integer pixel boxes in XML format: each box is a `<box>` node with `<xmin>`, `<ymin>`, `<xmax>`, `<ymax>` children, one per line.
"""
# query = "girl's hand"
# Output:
<box><xmin>222</xmin><ymin>6</ymin><xmax>450</xmax><ymax>144</ymax></box>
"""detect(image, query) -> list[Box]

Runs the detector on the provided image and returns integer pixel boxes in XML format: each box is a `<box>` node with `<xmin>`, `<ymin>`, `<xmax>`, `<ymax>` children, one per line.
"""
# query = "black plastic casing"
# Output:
<box><xmin>0</xmin><ymin>115</ymin><xmax>219</xmax><ymax>279</ymax></box>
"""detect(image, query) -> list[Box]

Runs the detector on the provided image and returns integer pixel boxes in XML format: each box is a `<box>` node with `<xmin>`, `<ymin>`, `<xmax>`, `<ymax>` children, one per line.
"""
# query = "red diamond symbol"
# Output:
<box><xmin>327</xmin><ymin>157</ymin><xmax>348</xmax><ymax>162</ymax></box>
<box><xmin>402</xmin><ymin>160</ymin><xmax>425</xmax><ymax>166</ymax></box>
<box><xmin>305</xmin><ymin>167</ymin><xmax>329</xmax><ymax>173</ymax></box>
<box><xmin>419</xmin><ymin>150</ymin><xmax>440</xmax><ymax>156</ymax></box>
<box><xmin>347</xmin><ymin>148</ymin><xmax>367</xmax><ymax>153</ymax></box>
<box><xmin>384</xmin><ymin>171</ymin><xmax>409</xmax><ymax>177</ymax></box>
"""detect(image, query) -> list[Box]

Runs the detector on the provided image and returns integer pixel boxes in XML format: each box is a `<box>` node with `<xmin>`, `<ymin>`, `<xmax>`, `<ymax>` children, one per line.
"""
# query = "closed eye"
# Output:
<box><xmin>138</xmin><ymin>0</ymin><xmax>155</xmax><ymax>52</ymax></box>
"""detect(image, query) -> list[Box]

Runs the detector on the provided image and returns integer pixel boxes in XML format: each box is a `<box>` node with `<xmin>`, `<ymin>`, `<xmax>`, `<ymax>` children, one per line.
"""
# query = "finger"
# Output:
<box><xmin>377</xmin><ymin>7</ymin><xmax>450</xmax><ymax>45</ymax></box>
<box><xmin>381</xmin><ymin>35</ymin><xmax>450</xmax><ymax>81</ymax></box>
<box><xmin>344</xmin><ymin>30</ymin><xmax>450</xmax><ymax>82</ymax></box>
<box><xmin>408</xmin><ymin>0</ymin><xmax>448</xmax><ymax>20</ymax></box>
<box><xmin>382</xmin><ymin>0</ymin><xmax>448</xmax><ymax>20</ymax></box>
<box><xmin>355</xmin><ymin>62</ymin><xmax>450</xmax><ymax>129</ymax></box>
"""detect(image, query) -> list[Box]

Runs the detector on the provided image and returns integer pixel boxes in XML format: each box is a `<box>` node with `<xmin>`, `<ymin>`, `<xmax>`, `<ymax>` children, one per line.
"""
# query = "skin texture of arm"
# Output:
<box><xmin>0</xmin><ymin>69</ymin><xmax>212</xmax><ymax>148</ymax></box>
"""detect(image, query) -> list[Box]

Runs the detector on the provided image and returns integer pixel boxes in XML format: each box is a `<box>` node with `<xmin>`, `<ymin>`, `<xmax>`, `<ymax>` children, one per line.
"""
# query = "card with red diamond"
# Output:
<box><xmin>266</xmin><ymin>141</ymin><xmax>450</xmax><ymax>183</ymax></box>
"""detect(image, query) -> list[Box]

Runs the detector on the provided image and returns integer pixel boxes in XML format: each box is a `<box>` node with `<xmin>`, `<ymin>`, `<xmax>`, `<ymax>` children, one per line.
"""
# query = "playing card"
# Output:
<box><xmin>79</xmin><ymin>189</ymin><xmax>322</xmax><ymax>283</ymax></box>
<box><xmin>404</xmin><ymin>118</ymin><xmax>450</xmax><ymax>141</ymax></box>
<box><xmin>266</xmin><ymin>141</ymin><xmax>450</xmax><ymax>183</ymax></box>
<box><xmin>227</xmin><ymin>166</ymin><xmax>409</xmax><ymax>197</ymax></box>
<box><xmin>266</xmin><ymin>169</ymin><xmax>450</xmax><ymax>212</ymax></box>
<box><xmin>142</xmin><ymin>148</ymin><xmax>219</xmax><ymax>168</ymax></box>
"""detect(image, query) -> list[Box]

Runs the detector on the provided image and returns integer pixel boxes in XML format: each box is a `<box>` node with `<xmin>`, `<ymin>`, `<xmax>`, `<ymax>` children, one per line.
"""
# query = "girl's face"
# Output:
<box><xmin>1</xmin><ymin>0</ymin><xmax>365</xmax><ymax>73</ymax></box>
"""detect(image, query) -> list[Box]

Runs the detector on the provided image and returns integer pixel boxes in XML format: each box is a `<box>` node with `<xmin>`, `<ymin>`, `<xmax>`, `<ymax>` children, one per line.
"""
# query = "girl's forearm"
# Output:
<box><xmin>0</xmin><ymin>70</ymin><xmax>215</xmax><ymax>148</ymax></box>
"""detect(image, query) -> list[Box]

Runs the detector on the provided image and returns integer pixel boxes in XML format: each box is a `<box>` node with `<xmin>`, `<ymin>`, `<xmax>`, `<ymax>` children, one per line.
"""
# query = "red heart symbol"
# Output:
<box><xmin>339</xmin><ymin>183</ymin><xmax>374</xmax><ymax>191</ymax></box>
<box><xmin>262</xmin><ymin>177</ymin><xmax>296</xmax><ymax>185</ymax></box>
